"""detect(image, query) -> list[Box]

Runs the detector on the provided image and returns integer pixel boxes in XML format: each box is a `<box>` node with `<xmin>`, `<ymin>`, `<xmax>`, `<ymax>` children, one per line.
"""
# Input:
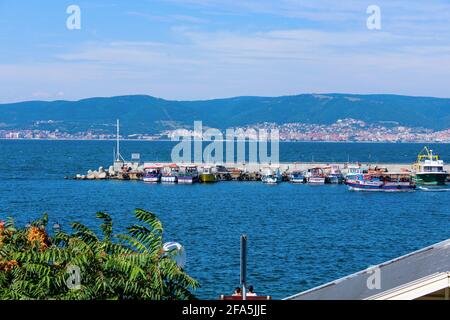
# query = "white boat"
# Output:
<box><xmin>261</xmin><ymin>167</ymin><xmax>282</xmax><ymax>184</ymax></box>
<box><xmin>412</xmin><ymin>147</ymin><xmax>448</xmax><ymax>186</ymax></box>
<box><xmin>143</xmin><ymin>165</ymin><xmax>162</xmax><ymax>183</ymax></box>
<box><xmin>305</xmin><ymin>167</ymin><xmax>326</xmax><ymax>184</ymax></box>
<box><xmin>290</xmin><ymin>171</ymin><xmax>306</xmax><ymax>183</ymax></box>
<box><xmin>323</xmin><ymin>165</ymin><xmax>344</xmax><ymax>184</ymax></box>
<box><xmin>161</xmin><ymin>164</ymin><xmax>179</xmax><ymax>183</ymax></box>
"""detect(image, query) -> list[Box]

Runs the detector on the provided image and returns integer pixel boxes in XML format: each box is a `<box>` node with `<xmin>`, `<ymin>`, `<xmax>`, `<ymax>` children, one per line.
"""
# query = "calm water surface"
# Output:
<box><xmin>1</xmin><ymin>140</ymin><xmax>450</xmax><ymax>299</ymax></box>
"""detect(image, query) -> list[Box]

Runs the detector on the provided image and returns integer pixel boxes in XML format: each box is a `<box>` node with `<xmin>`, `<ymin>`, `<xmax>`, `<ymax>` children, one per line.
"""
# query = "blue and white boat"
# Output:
<box><xmin>290</xmin><ymin>171</ymin><xmax>306</xmax><ymax>183</ymax></box>
<box><xmin>345</xmin><ymin>164</ymin><xmax>368</xmax><ymax>185</ymax></box>
<box><xmin>177</xmin><ymin>165</ymin><xmax>199</xmax><ymax>184</ymax></box>
<box><xmin>347</xmin><ymin>173</ymin><xmax>415</xmax><ymax>192</ymax></box>
<box><xmin>161</xmin><ymin>164</ymin><xmax>179</xmax><ymax>183</ymax></box>
<box><xmin>143</xmin><ymin>165</ymin><xmax>162</xmax><ymax>183</ymax></box>
<box><xmin>324</xmin><ymin>165</ymin><xmax>344</xmax><ymax>184</ymax></box>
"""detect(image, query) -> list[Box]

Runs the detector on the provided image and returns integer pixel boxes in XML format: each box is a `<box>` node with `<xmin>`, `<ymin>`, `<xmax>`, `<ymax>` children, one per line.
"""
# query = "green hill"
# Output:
<box><xmin>1</xmin><ymin>93</ymin><xmax>449</xmax><ymax>134</ymax></box>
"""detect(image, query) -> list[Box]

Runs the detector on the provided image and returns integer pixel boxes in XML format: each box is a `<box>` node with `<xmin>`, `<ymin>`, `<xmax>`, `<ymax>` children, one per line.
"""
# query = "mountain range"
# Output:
<box><xmin>1</xmin><ymin>94</ymin><xmax>450</xmax><ymax>135</ymax></box>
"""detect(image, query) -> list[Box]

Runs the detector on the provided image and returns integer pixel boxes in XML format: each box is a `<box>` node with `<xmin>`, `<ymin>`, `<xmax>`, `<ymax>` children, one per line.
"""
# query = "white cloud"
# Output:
<box><xmin>1</xmin><ymin>0</ymin><xmax>450</xmax><ymax>102</ymax></box>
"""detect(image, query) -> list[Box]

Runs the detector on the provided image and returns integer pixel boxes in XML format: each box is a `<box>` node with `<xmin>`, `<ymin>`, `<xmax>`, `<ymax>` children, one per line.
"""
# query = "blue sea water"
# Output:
<box><xmin>1</xmin><ymin>140</ymin><xmax>450</xmax><ymax>299</ymax></box>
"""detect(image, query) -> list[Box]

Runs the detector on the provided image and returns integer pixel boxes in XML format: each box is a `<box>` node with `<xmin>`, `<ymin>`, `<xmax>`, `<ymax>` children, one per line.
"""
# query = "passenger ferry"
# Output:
<box><xmin>143</xmin><ymin>165</ymin><xmax>162</xmax><ymax>183</ymax></box>
<box><xmin>412</xmin><ymin>147</ymin><xmax>448</xmax><ymax>186</ymax></box>
<box><xmin>347</xmin><ymin>172</ymin><xmax>415</xmax><ymax>192</ymax></box>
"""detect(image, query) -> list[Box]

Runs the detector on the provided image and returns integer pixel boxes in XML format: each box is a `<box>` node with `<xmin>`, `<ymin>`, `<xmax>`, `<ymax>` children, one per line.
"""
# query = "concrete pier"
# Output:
<box><xmin>74</xmin><ymin>161</ymin><xmax>450</xmax><ymax>181</ymax></box>
<box><xmin>137</xmin><ymin>161</ymin><xmax>437</xmax><ymax>173</ymax></box>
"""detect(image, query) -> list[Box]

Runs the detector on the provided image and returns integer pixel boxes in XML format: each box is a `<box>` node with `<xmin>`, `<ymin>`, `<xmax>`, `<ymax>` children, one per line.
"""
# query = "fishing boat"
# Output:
<box><xmin>347</xmin><ymin>172</ymin><xmax>415</xmax><ymax>192</ymax></box>
<box><xmin>177</xmin><ymin>165</ymin><xmax>199</xmax><ymax>184</ymax></box>
<box><xmin>305</xmin><ymin>167</ymin><xmax>327</xmax><ymax>184</ymax></box>
<box><xmin>215</xmin><ymin>165</ymin><xmax>231</xmax><ymax>181</ymax></box>
<box><xmin>143</xmin><ymin>165</ymin><xmax>162</xmax><ymax>183</ymax></box>
<box><xmin>412</xmin><ymin>147</ymin><xmax>448</xmax><ymax>186</ymax></box>
<box><xmin>199</xmin><ymin>166</ymin><xmax>216</xmax><ymax>183</ymax></box>
<box><xmin>261</xmin><ymin>167</ymin><xmax>282</xmax><ymax>184</ymax></box>
<box><xmin>345</xmin><ymin>164</ymin><xmax>368</xmax><ymax>184</ymax></box>
<box><xmin>161</xmin><ymin>164</ymin><xmax>179</xmax><ymax>183</ymax></box>
<box><xmin>290</xmin><ymin>171</ymin><xmax>306</xmax><ymax>183</ymax></box>
<box><xmin>323</xmin><ymin>165</ymin><xmax>344</xmax><ymax>184</ymax></box>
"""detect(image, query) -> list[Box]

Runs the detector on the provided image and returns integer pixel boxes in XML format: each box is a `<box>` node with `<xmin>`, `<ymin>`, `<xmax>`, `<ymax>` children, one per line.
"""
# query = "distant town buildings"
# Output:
<box><xmin>1</xmin><ymin>118</ymin><xmax>450</xmax><ymax>142</ymax></box>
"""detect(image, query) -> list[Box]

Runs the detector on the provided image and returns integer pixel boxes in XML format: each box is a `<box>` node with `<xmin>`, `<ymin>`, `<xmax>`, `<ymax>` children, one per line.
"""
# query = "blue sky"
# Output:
<box><xmin>0</xmin><ymin>0</ymin><xmax>449</xmax><ymax>102</ymax></box>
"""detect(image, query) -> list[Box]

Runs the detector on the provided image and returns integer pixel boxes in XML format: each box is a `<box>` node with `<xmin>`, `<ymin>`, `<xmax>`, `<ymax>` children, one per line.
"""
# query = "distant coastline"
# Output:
<box><xmin>1</xmin><ymin>138</ymin><xmax>448</xmax><ymax>144</ymax></box>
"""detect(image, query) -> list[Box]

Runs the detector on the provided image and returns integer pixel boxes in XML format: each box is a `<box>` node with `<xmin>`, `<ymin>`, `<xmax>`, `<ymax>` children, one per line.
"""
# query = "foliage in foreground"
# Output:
<box><xmin>0</xmin><ymin>209</ymin><xmax>198</xmax><ymax>300</ymax></box>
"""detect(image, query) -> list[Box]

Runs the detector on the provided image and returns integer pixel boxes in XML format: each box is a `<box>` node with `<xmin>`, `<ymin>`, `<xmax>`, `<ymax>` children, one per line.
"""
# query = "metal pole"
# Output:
<box><xmin>240</xmin><ymin>234</ymin><xmax>247</xmax><ymax>300</ymax></box>
<box><xmin>116</xmin><ymin>119</ymin><xmax>120</xmax><ymax>161</ymax></box>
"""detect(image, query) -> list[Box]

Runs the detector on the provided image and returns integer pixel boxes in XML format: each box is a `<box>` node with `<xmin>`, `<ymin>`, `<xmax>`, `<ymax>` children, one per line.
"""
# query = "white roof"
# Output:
<box><xmin>285</xmin><ymin>238</ymin><xmax>450</xmax><ymax>300</ymax></box>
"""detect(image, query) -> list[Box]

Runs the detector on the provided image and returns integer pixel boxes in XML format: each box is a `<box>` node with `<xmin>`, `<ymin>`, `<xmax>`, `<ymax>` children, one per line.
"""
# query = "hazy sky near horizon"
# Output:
<box><xmin>0</xmin><ymin>0</ymin><xmax>450</xmax><ymax>103</ymax></box>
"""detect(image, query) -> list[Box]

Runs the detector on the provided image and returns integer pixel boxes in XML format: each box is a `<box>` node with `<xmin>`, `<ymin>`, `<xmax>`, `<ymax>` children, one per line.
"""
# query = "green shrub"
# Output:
<box><xmin>0</xmin><ymin>209</ymin><xmax>198</xmax><ymax>300</ymax></box>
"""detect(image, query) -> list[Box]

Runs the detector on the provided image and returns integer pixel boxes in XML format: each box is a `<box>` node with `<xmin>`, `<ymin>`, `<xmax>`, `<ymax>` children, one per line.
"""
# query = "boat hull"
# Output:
<box><xmin>413</xmin><ymin>173</ymin><xmax>447</xmax><ymax>186</ymax></box>
<box><xmin>262</xmin><ymin>176</ymin><xmax>281</xmax><ymax>184</ymax></box>
<box><xmin>328</xmin><ymin>175</ymin><xmax>344</xmax><ymax>184</ymax></box>
<box><xmin>347</xmin><ymin>181</ymin><xmax>416</xmax><ymax>192</ymax></box>
<box><xmin>290</xmin><ymin>177</ymin><xmax>305</xmax><ymax>183</ymax></box>
<box><xmin>177</xmin><ymin>176</ymin><xmax>197</xmax><ymax>184</ymax></box>
<box><xmin>161</xmin><ymin>176</ymin><xmax>177</xmax><ymax>183</ymax></box>
<box><xmin>262</xmin><ymin>178</ymin><xmax>279</xmax><ymax>184</ymax></box>
<box><xmin>143</xmin><ymin>175</ymin><xmax>161</xmax><ymax>183</ymax></box>
<box><xmin>199</xmin><ymin>173</ymin><xmax>216</xmax><ymax>183</ymax></box>
<box><xmin>308</xmin><ymin>177</ymin><xmax>326</xmax><ymax>184</ymax></box>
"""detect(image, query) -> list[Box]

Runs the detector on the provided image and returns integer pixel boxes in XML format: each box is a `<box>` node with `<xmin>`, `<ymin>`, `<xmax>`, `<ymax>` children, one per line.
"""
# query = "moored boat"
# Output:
<box><xmin>306</xmin><ymin>167</ymin><xmax>326</xmax><ymax>184</ymax></box>
<box><xmin>347</xmin><ymin>172</ymin><xmax>415</xmax><ymax>192</ymax></box>
<box><xmin>290</xmin><ymin>171</ymin><xmax>306</xmax><ymax>183</ymax></box>
<box><xmin>143</xmin><ymin>165</ymin><xmax>162</xmax><ymax>183</ymax></box>
<box><xmin>261</xmin><ymin>167</ymin><xmax>282</xmax><ymax>184</ymax></box>
<box><xmin>161</xmin><ymin>164</ymin><xmax>179</xmax><ymax>183</ymax></box>
<box><xmin>229</xmin><ymin>168</ymin><xmax>243</xmax><ymax>180</ymax></box>
<box><xmin>199</xmin><ymin>166</ymin><xmax>216</xmax><ymax>183</ymax></box>
<box><xmin>177</xmin><ymin>165</ymin><xmax>199</xmax><ymax>184</ymax></box>
<box><xmin>345</xmin><ymin>164</ymin><xmax>368</xmax><ymax>185</ymax></box>
<box><xmin>323</xmin><ymin>165</ymin><xmax>344</xmax><ymax>184</ymax></box>
<box><xmin>412</xmin><ymin>147</ymin><xmax>448</xmax><ymax>186</ymax></box>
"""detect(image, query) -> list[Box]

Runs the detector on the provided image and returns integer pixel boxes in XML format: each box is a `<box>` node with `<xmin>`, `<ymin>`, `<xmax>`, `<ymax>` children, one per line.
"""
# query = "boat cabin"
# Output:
<box><xmin>413</xmin><ymin>147</ymin><xmax>446</xmax><ymax>173</ymax></box>
<box><xmin>202</xmin><ymin>166</ymin><xmax>213</xmax><ymax>174</ymax></box>
<box><xmin>307</xmin><ymin>167</ymin><xmax>325</xmax><ymax>177</ymax></box>
<box><xmin>144</xmin><ymin>165</ymin><xmax>163</xmax><ymax>175</ymax></box>
<box><xmin>163</xmin><ymin>164</ymin><xmax>179</xmax><ymax>175</ymax></box>
<box><xmin>180</xmin><ymin>165</ymin><xmax>198</xmax><ymax>175</ymax></box>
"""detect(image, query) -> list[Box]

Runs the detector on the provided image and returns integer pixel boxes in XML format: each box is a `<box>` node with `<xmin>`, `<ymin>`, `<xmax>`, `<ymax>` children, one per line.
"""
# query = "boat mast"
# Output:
<box><xmin>115</xmin><ymin>119</ymin><xmax>124</xmax><ymax>162</ymax></box>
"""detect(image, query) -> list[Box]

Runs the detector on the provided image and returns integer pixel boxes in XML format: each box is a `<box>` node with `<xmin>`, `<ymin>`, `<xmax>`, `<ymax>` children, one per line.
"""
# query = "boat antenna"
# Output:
<box><xmin>115</xmin><ymin>119</ymin><xmax>124</xmax><ymax>162</ymax></box>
